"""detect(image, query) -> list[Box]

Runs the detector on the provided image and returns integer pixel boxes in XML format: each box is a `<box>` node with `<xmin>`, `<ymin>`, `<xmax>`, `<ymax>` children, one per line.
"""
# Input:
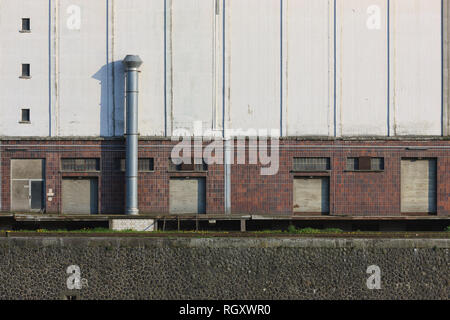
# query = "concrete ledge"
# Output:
<box><xmin>7</xmin><ymin>213</ymin><xmax>450</xmax><ymax>222</ymax></box>
<box><xmin>1</xmin><ymin>237</ymin><xmax>448</xmax><ymax>249</ymax></box>
<box><xmin>2</xmin><ymin>136</ymin><xmax>450</xmax><ymax>141</ymax></box>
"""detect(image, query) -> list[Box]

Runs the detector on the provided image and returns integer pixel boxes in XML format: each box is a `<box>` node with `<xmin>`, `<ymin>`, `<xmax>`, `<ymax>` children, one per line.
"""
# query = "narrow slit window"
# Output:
<box><xmin>61</xmin><ymin>158</ymin><xmax>100</xmax><ymax>172</ymax></box>
<box><xmin>20</xmin><ymin>109</ymin><xmax>30</xmax><ymax>122</ymax></box>
<box><xmin>21</xmin><ymin>64</ymin><xmax>30</xmax><ymax>77</ymax></box>
<box><xmin>117</xmin><ymin>158</ymin><xmax>155</xmax><ymax>172</ymax></box>
<box><xmin>346</xmin><ymin>157</ymin><xmax>384</xmax><ymax>171</ymax></box>
<box><xmin>21</xmin><ymin>18</ymin><xmax>31</xmax><ymax>32</ymax></box>
<box><xmin>293</xmin><ymin>157</ymin><xmax>330</xmax><ymax>171</ymax></box>
<box><xmin>169</xmin><ymin>158</ymin><xmax>208</xmax><ymax>172</ymax></box>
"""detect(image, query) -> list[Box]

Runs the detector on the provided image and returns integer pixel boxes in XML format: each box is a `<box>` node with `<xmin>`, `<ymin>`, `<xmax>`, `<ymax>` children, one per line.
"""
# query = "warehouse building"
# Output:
<box><xmin>0</xmin><ymin>0</ymin><xmax>449</xmax><ymax>229</ymax></box>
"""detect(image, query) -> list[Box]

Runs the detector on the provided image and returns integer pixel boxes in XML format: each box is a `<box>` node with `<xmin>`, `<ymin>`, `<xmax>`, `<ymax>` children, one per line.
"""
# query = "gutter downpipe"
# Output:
<box><xmin>224</xmin><ymin>138</ymin><xmax>231</xmax><ymax>215</ymax></box>
<box><xmin>123</xmin><ymin>55</ymin><xmax>143</xmax><ymax>216</ymax></box>
<box><xmin>222</xmin><ymin>0</ymin><xmax>231</xmax><ymax>215</ymax></box>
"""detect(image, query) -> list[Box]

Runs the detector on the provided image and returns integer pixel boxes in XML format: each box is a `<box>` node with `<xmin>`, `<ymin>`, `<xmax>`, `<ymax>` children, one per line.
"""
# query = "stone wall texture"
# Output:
<box><xmin>0</xmin><ymin>237</ymin><xmax>448</xmax><ymax>300</ymax></box>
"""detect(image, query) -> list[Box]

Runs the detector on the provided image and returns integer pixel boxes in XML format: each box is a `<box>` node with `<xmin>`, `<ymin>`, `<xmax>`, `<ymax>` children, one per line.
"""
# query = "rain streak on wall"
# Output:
<box><xmin>0</xmin><ymin>0</ymin><xmax>444</xmax><ymax>137</ymax></box>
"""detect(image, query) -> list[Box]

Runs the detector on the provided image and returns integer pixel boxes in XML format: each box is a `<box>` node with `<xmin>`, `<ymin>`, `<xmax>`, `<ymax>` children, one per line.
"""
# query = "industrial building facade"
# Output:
<box><xmin>1</xmin><ymin>0</ymin><xmax>450</xmax><ymax>218</ymax></box>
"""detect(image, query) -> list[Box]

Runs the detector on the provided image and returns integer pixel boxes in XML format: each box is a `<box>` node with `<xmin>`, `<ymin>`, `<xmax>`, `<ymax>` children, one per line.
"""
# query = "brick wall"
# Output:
<box><xmin>1</xmin><ymin>139</ymin><xmax>449</xmax><ymax>216</ymax></box>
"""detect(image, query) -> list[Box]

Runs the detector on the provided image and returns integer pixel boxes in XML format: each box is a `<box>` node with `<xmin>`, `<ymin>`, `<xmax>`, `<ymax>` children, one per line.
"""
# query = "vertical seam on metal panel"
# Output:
<box><xmin>222</xmin><ymin>0</ymin><xmax>226</xmax><ymax>137</ymax></box>
<box><xmin>169</xmin><ymin>0</ymin><xmax>173</xmax><ymax>135</ymax></box>
<box><xmin>164</xmin><ymin>0</ymin><xmax>167</xmax><ymax>137</ymax></box>
<box><xmin>387</xmin><ymin>0</ymin><xmax>390</xmax><ymax>137</ymax></box>
<box><xmin>111</xmin><ymin>0</ymin><xmax>115</xmax><ymax>136</ymax></box>
<box><xmin>223</xmin><ymin>0</ymin><xmax>226</xmax><ymax>211</ymax></box>
<box><xmin>442</xmin><ymin>0</ymin><xmax>444</xmax><ymax>136</ymax></box>
<box><xmin>223</xmin><ymin>0</ymin><xmax>230</xmax><ymax>214</ymax></box>
<box><xmin>333</xmin><ymin>0</ymin><xmax>337</xmax><ymax>137</ymax></box>
<box><xmin>48</xmin><ymin>0</ymin><xmax>52</xmax><ymax>137</ymax></box>
<box><xmin>56</xmin><ymin>0</ymin><xmax>60</xmax><ymax>136</ymax></box>
<box><xmin>106</xmin><ymin>0</ymin><xmax>110</xmax><ymax>137</ymax></box>
<box><xmin>280</xmin><ymin>0</ymin><xmax>283</xmax><ymax>137</ymax></box>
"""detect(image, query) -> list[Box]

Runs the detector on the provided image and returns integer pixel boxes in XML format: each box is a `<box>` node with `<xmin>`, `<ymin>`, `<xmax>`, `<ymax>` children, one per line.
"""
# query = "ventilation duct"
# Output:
<box><xmin>123</xmin><ymin>55</ymin><xmax>143</xmax><ymax>215</ymax></box>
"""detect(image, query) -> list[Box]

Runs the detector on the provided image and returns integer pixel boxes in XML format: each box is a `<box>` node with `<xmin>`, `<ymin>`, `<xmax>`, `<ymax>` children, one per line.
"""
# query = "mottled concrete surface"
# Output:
<box><xmin>0</xmin><ymin>237</ymin><xmax>448</xmax><ymax>300</ymax></box>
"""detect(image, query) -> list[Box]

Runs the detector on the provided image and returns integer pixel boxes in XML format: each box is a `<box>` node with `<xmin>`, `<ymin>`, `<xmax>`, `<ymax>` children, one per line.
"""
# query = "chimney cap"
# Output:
<box><xmin>123</xmin><ymin>55</ymin><xmax>143</xmax><ymax>70</ymax></box>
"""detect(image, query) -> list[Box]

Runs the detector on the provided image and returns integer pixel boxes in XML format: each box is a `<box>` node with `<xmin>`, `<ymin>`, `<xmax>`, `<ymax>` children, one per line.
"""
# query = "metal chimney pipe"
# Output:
<box><xmin>123</xmin><ymin>55</ymin><xmax>143</xmax><ymax>216</ymax></box>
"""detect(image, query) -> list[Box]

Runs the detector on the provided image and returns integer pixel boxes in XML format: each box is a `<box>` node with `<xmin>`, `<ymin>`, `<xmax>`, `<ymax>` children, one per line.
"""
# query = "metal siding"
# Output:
<box><xmin>169</xmin><ymin>178</ymin><xmax>206</xmax><ymax>214</ymax></box>
<box><xmin>227</xmin><ymin>0</ymin><xmax>281</xmax><ymax>133</ymax></box>
<box><xmin>337</xmin><ymin>0</ymin><xmax>389</xmax><ymax>136</ymax></box>
<box><xmin>62</xmin><ymin>178</ymin><xmax>98</xmax><ymax>214</ymax></box>
<box><xmin>401</xmin><ymin>159</ymin><xmax>437</xmax><ymax>213</ymax></box>
<box><xmin>293</xmin><ymin>177</ymin><xmax>330</xmax><ymax>213</ymax></box>
<box><xmin>391</xmin><ymin>0</ymin><xmax>442</xmax><ymax>135</ymax></box>
<box><xmin>113</xmin><ymin>0</ymin><xmax>165</xmax><ymax>136</ymax></box>
<box><xmin>286</xmin><ymin>0</ymin><xmax>332</xmax><ymax>136</ymax></box>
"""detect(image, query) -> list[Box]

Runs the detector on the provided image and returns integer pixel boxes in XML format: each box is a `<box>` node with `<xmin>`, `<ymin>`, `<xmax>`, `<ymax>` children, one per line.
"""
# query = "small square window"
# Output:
<box><xmin>21</xmin><ymin>18</ymin><xmax>31</xmax><ymax>32</ymax></box>
<box><xmin>138</xmin><ymin>158</ymin><xmax>154</xmax><ymax>172</ymax></box>
<box><xmin>21</xmin><ymin>64</ymin><xmax>30</xmax><ymax>77</ymax></box>
<box><xmin>20</xmin><ymin>109</ymin><xmax>30</xmax><ymax>122</ymax></box>
<box><xmin>346</xmin><ymin>157</ymin><xmax>359</xmax><ymax>171</ymax></box>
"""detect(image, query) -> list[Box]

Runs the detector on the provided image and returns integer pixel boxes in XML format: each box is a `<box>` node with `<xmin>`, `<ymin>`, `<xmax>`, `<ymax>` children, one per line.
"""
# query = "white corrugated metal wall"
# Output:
<box><xmin>0</xmin><ymin>0</ymin><xmax>446</xmax><ymax>137</ymax></box>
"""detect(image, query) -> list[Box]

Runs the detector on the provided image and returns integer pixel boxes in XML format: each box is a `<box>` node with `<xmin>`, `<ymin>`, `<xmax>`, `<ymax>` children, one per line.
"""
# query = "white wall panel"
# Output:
<box><xmin>113</xmin><ymin>0</ymin><xmax>165</xmax><ymax>136</ymax></box>
<box><xmin>58</xmin><ymin>0</ymin><xmax>107</xmax><ymax>136</ymax></box>
<box><xmin>0</xmin><ymin>0</ymin><xmax>445</xmax><ymax>138</ymax></box>
<box><xmin>337</xmin><ymin>0</ymin><xmax>388</xmax><ymax>136</ymax></box>
<box><xmin>285</xmin><ymin>0</ymin><xmax>332</xmax><ymax>136</ymax></box>
<box><xmin>171</xmin><ymin>0</ymin><xmax>216</xmax><ymax>134</ymax></box>
<box><xmin>0</xmin><ymin>0</ymin><xmax>50</xmax><ymax>136</ymax></box>
<box><xmin>227</xmin><ymin>0</ymin><xmax>281</xmax><ymax>134</ymax></box>
<box><xmin>391</xmin><ymin>0</ymin><xmax>442</xmax><ymax>136</ymax></box>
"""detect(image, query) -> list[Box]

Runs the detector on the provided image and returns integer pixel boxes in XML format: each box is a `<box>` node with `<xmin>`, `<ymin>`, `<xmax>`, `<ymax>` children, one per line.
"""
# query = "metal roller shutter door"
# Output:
<box><xmin>293</xmin><ymin>177</ymin><xmax>329</xmax><ymax>213</ymax></box>
<box><xmin>62</xmin><ymin>178</ymin><xmax>98</xmax><ymax>215</ymax></box>
<box><xmin>401</xmin><ymin>159</ymin><xmax>437</xmax><ymax>213</ymax></box>
<box><xmin>169</xmin><ymin>178</ymin><xmax>206</xmax><ymax>214</ymax></box>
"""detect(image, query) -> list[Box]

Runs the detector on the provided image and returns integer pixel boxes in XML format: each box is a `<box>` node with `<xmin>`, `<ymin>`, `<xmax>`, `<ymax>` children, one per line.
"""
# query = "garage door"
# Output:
<box><xmin>62</xmin><ymin>178</ymin><xmax>98</xmax><ymax>214</ymax></box>
<box><xmin>293</xmin><ymin>177</ymin><xmax>329</xmax><ymax>213</ymax></box>
<box><xmin>401</xmin><ymin>159</ymin><xmax>437</xmax><ymax>213</ymax></box>
<box><xmin>169</xmin><ymin>178</ymin><xmax>206</xmax><ymax>214</ymax></box>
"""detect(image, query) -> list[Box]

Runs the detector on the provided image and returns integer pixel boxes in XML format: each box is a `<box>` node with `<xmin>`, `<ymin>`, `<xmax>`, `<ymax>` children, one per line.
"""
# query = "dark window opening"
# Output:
<box><xmin>21</xmin><ymin>18</ymin><xmax>31</xmax><ymax>31</ymax></box>
<box><xmin>21</xmin><ymin>64</ymin><xmax>30</xmax><ymax>77</ymax></box>
<box><xmin>346</xmin><ymin>157</ymin><xmax>384</xmax><ymax>171</ymax></box>
<box><xmin>169</xmin><ymin>158</ymin><xmax>208</xmax><ymax>172</ymax></box>
<box><xmin>293</xmin><ymin>157</ymin><xmax>330</xmax><ymax>171</ymax></box>
<box><xmin>61</xmin><ymin>158</ymin><xmax>100</xmax><ymax>172</ymax></box>
<box><xmin>117</xmin><ymin>158</ymin><xmax>154</xmax><ymax>172</ymax></box>
<box><xmin>20</xmin><ymin>109</ymin><xmax>30</xmax><ymax>122</ymax></box>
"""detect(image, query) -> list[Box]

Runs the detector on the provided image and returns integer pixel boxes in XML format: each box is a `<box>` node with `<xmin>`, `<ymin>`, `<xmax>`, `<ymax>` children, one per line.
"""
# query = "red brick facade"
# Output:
<box><xmin>1</xmin><ymin>138</ymin><xmax>449</xmax><ymax>216</ymax></box>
